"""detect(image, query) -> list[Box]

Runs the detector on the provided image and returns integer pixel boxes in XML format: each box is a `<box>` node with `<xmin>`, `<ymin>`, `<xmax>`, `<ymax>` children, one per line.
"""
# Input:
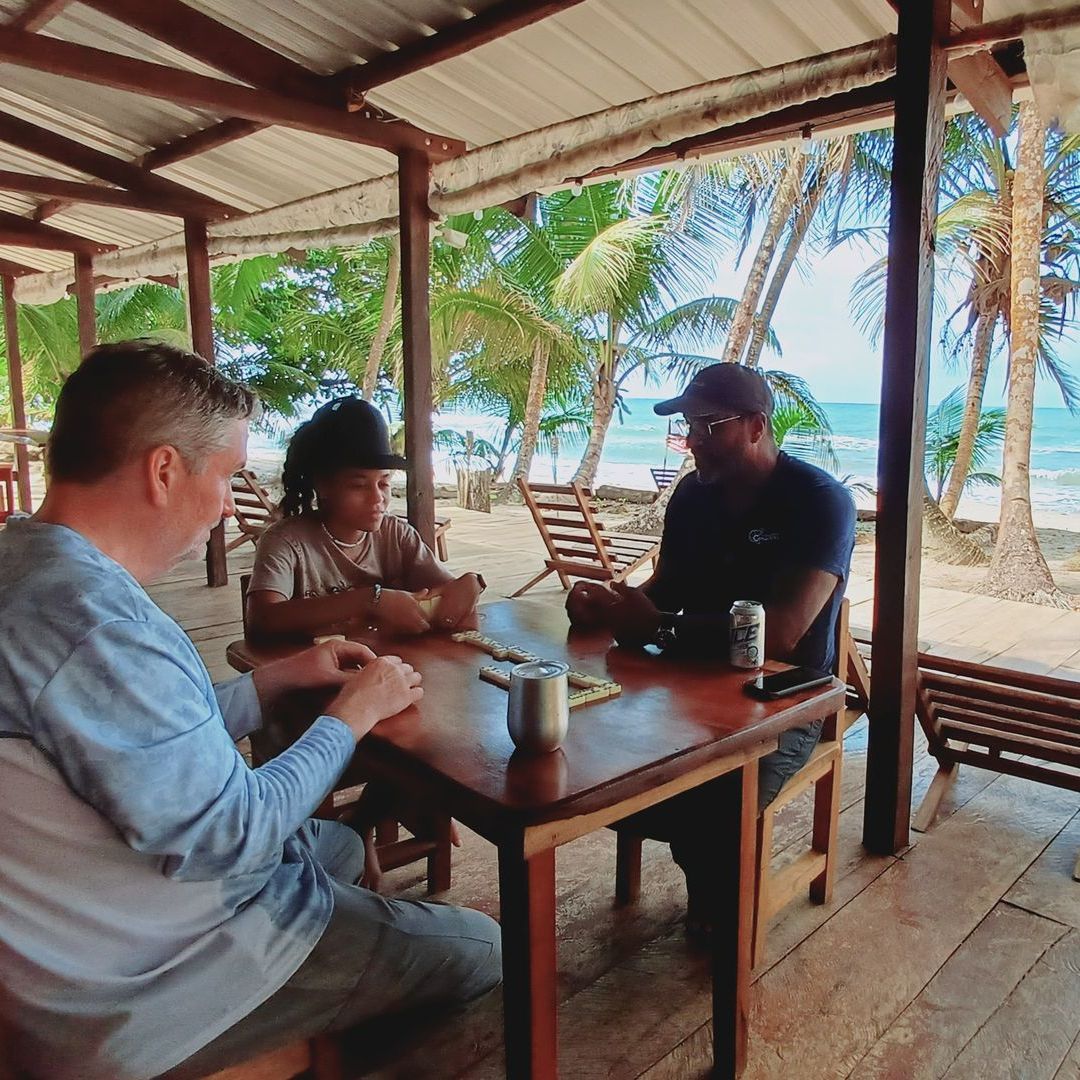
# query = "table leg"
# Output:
<box><xmin>498</xmin><ymin>840</ymin><xmax>557</xmax><ymax>1079</ymax></box>
<box><xmin>712</xmin><ymin>760</ymin><xmax>758</xmax><ymax>1077</ymax></box>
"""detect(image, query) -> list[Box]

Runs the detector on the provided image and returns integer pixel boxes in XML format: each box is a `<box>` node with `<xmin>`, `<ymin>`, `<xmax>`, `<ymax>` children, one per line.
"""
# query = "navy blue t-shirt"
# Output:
<box><xmin>646</xmin><ymin>452</ymin><xmax>856</xmax><ymax>672</ymax></box>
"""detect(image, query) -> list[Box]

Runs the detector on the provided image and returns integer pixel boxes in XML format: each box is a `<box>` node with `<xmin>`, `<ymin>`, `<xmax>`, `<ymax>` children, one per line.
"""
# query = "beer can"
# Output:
<box><xmin>729</xmin><ymin>601</ymin><xmax>765</xmax><ymax>669</ymax></box>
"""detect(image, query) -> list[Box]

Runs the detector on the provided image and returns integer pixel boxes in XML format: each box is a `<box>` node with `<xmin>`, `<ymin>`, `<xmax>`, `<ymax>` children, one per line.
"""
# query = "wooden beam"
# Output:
<box><xmin>398</xmin><ymin>149</ymin><xmax>436</xmax><ymax>551</ymax></box>
<box><xmin>0</xmin><ymin>209</ymin><xmax>114</xmax><ymax>254</ymax></box>
<box><xmin>0</xmin><ymin>109</ymin><xmax>240</xmax><ymax>219</ymax></box>
<box><xmin>0</xmin><ymin>169</ymin><xmax>222</xmax><ymax>217</ymax></box>
<box><xmin>74</xmin><ymin>252</ymin><xmax>95</xmax><ymax>356</ymax></box>
<box><xmin>0</xmin><ymin>27</ymin><xmax>463</xmax><ymax>159</ymax></box>
<box><xmin>947</xmin><ymin>2</ymin><xmax>1080</xmax><ymax>51</ymax></box>
<box><xmin>139</xmin><ymin>118</ymin><xmax>263</xmax><ymax>171</ymax></box>
<box><xmin>864</xmin><ymin>0</ymin><xmax>949</xmax><ymax>856</ymax></box>
<box><xmin>0</xmin><ymin>255</ymin><xmax>37</xmax><ymax>276</ymax></box>
<box><xmin>341</xmin><ymin>0</ymin><xmax>588</xmax><ymax>97</ymax></box>
<box><xmin>9</xmin><ymin>0</ymin><xmax>73</xmax><ymax>32</ymax></box>
<box><xmin>2</xmin><ymin>274</ymin><xmax>32</xmax><ymax>511</ymax></box>
<box><xmin>183</xmin><ymin>218</ymin><xmax>228</xmax><ymax>588</ymax></box>
<box><xmin>947</xmin><ymin>0</ymin><xmax>1012</xmax><ymax>138</ymax></box>
<box><xmin>78</xmin><ymin>0</ymin><xmax>331</xmax><ymax>104</ymax></box>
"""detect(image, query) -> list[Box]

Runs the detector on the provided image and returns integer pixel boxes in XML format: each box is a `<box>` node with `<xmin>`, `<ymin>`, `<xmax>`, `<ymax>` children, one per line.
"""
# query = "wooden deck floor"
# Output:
<box><xmin>144</xmin><ymin>504</ymin><xmax>1080</xmax><ymax>1079</ymax></box>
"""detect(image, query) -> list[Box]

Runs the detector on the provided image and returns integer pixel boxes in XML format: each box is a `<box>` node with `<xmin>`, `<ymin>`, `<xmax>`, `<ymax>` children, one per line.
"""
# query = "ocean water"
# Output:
<box><xmin>428</xmin><ymin>398</ymin><xmax>1080</xmax><ymax>517</ymax></box>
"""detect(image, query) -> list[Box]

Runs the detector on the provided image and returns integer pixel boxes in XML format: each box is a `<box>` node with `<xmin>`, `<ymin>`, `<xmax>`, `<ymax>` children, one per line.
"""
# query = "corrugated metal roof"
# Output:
<box><xmin>0</xmin><ymin>0</ymin><xmax>1059</xmax><ymax>282</ymax></box>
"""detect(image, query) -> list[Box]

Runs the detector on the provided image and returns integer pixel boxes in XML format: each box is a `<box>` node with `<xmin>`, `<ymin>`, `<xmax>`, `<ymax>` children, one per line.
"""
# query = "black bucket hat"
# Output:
<box><xmin>308</xmin><ymin>396</ymin><xmax>407</xmax><ymax>470</ymax></box>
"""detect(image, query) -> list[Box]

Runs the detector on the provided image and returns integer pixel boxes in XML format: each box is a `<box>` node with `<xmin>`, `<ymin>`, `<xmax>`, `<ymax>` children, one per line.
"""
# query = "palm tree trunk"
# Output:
<box><xmin>509</xmin><ymin>340</ymin><xmax>549</xmax><ymax>485</ymax></box>
<box><xmin>922</xmin><ymin>479</ymin><xmax>988</xmax><ymax>565</ymax></box>
<box><xmin>572</xmin><ymin>357</ymin><xmax>616</xmax><ymax>488</ymax></box>
<box><xmin>744</xmin><ymin>167</ymin><xmax>825</xmax><ymax>369</ymax></box>
<box><xmin>721</xmin><ymin>152</ymin><xmax>804</xmax><ymax>364</ymax></box>
<box><xmin>362</xmin><ymin>236</ymin><xmax>399</xmax><ymax>401</ymax></box>
<box><xmin>939</xmin><ymin>305</ymin><xmax>997</xmax><ymax>518</ymax></box>
<box><xmin>984</xmin><ymin>102</ymin><xmax>1069</xmax><ymax>606</ymax></box>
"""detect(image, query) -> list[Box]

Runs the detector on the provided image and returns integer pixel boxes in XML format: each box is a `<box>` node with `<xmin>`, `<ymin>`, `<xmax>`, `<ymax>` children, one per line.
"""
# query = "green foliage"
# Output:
<box><xmin>925</xmin><ymin>385</ymin><xmax>1006</xmax><ymax>501</ymax></box>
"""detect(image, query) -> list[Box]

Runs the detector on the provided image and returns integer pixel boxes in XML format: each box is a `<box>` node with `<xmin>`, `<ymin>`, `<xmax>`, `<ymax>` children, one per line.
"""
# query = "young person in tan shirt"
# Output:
<box><xmin>246</xmin><ymin>397</ymin><xmax>484</xmax><ymax>886</ymax></box>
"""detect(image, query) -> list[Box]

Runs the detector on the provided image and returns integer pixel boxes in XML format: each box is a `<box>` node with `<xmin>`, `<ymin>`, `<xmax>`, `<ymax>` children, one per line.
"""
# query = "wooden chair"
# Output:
<box><xmin>0</xmin><ymin>464</ymin><xmax>14</xmax><ymax>524</ymax></box>
<box><xmin>512</xmin><ymin>479</ymin><xmax>661</xmax><ymax>597</ymax></box>
<box><xmin>405</xmin><ymin>514</ymin><xmax>452</xmax><ymax>561</ymax></box>
<box><xmin>913</xmin><ymin>655</ymin><xmax>1080</xmax><ymax>881</ymax></box>
<box><xmin>227</xmin><ymin>469</ymin><xmax>278</xmax><ymax>552</ymax></box>
<box><xmin>614</xmin><ymin>599</ymin><xmax>870</xmax><ymax>967</ymax></box>
<box><xmin>239</xmin><ymin>575</ymin><xmax>453</xmax><ymax>893</ymax></box>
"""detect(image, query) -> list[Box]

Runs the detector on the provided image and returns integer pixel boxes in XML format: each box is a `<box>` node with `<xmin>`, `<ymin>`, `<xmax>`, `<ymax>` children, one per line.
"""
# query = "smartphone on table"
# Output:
<box><xmin>745</xmin><ymin>666</ymin><xmax>833</xmax><ymax>700</ymax></box>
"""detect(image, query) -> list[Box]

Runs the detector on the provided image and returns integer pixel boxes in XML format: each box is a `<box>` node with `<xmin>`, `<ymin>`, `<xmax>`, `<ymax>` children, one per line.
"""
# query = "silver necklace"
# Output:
<box><xmin>320</xmin><ymin>519</ymin><xmax>365</xmax><ymax>550</ymax></box>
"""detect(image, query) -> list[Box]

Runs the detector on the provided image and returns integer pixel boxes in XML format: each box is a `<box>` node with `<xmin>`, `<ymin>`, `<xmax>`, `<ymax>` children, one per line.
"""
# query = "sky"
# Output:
<box><xmin>621</xmin><ymin>237</ymin><xmax>1080</xmax><ymax>410</ymax></box>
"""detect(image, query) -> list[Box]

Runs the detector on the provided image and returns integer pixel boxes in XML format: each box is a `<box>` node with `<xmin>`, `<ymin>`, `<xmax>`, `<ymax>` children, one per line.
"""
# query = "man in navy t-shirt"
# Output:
<box><xmin>566</xmin><ymin>363</ymin><xmax>855</xmax><ymax>931</ymax></box>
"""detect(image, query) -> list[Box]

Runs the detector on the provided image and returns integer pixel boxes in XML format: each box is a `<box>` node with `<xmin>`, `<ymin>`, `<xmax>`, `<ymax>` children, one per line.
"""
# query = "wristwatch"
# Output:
<box><xmin>655</xmin><ymin>613</ymin><xmax>678</xmax><ymax>650</ymax></box>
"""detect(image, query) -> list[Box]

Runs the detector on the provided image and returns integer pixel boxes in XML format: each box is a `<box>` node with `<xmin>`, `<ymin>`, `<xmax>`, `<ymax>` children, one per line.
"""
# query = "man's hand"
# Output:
<box><xmin>420</xmin><ymin>574</ymin><xmax>483</xmax><ymax>632</ymax></box>
<box><xmin>375</xmin><ymin>589</ymin><xmax>431</xmax><ymax>635</ymax></box>
<box><xmin>252</xmin><ymin>640</ymin><xmax>379</xmax><ymax>710</ymax></box>
<box><xmin>325</xmin><ymin>654</ymin><xmax>423</xmax><ymax>742</ymax></box>
<box><xmin>565</xmin><ymin>581</ymin><xmax>620</xmax><ymax>629</ymax></box>
<box><xmin>607</xmin><ymin>581</ymin><xmax>663</xmax><ymax>648</ymax></box>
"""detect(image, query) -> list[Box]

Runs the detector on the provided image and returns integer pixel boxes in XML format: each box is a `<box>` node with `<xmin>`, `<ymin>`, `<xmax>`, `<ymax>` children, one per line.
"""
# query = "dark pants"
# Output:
<box><xmin>620</xmin><ymin>720</ymin><xmax>824</xmax><ymax>889</ymax></box>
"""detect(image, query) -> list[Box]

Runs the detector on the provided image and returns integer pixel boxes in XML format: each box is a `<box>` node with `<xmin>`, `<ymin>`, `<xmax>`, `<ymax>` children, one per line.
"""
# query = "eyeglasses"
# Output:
<box><xmin>669</xmin><ymin>414</ymin><xmax>744</xmax><ymax>439</ymax></box>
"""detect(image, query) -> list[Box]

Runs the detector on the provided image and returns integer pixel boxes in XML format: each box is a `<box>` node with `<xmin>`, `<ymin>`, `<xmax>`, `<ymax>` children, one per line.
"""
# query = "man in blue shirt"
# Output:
<box><xmin>0</xmin><ymin>341</ymin><xmax>501</xmax><ymax>1080</ymax></box>
<box><xmin>567</xmin><ymin>363</ymin><xmax>855</xmax><ymax>931</ymax></box>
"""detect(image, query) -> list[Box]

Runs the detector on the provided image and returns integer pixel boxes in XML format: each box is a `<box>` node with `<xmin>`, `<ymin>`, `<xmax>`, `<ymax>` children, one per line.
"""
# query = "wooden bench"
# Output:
<box><xmin>914</xmin><ymin>655</ymin><xmax>1080</xmax><ymax>881</ymax></box>
<box><xmin>513</xmin><ymin>478</ymin><xmax>660</xmax><ymax>597</ymax></box>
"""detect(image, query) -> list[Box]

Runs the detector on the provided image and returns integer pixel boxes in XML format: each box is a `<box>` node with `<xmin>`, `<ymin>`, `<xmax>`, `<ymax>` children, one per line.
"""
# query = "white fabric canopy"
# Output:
<box><xmin>1025</xmin><ymin>22</ymin><xmax>1080</xmax><ymax>132</ymax></box>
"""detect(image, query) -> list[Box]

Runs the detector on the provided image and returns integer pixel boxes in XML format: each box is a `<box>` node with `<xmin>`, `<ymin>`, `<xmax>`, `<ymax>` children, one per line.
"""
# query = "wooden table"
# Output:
<box><xmin>227</xmin><ymin>597</ymin><xmax>845</xmax><ymax>1078</ymax></box>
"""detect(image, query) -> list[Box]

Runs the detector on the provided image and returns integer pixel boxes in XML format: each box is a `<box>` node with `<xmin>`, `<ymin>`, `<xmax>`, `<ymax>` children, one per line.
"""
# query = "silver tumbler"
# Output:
<box><xmin>507</xmin><ymin>660</ymin><xmax>570</xmax><ymax>754</ymax></box>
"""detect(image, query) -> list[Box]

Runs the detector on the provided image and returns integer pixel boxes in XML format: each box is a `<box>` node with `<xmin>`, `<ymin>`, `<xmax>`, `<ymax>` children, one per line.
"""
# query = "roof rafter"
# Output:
<box><xmin>132</xmin><ymin>0</ymin><xmax>586</xmax><ymax>172</ymax></box>
<box><xmin>9</xmin><ymin>0</ymin><xmax>73</xmax><ymax>32</ymax></box>
<box><xmin>0</xmin><ymin>168</ymin><xmax>224</xmax><ymax>216</ymax></box>
<box><xmin>0</xmin><ymin>109</ymin><xmax>241</xmax><ymax>219</ymax></box>
<box><xmin>0</xmin><ymin>26</ymin><xmax>464</xmax><ymax>159</ymax></box>
<box><xmin>0</xmin><ymin>254</ymin><xmax>38</xmax><ymax>275</ymax></box>
<box><xmin>339</xmin><ymin>0</ymin><xmax>590</xmax><ymax>98</ymax></box>
<box><xmin>0</xmin><ymin>208</ymin><xmax>115</xmax><ymax>253</ymax></box>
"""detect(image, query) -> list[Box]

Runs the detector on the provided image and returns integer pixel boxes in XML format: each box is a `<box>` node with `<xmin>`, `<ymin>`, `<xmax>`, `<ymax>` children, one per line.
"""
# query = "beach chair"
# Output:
<box><xmin>913</xmin><ymin>655</ymin><xmax>1080</xmax><ymax>881</ymax></box>
<box><xmin>614</xmin><ymin>599</ymin><xmax>870</xmax><ymax>967</ymax></box>
<box><xmin>512</xmin><ymin>479</ymin><xmax>661</xmax><ymax>597</ymax></box>
<box><xmin>649</xmin><ymin>467</ymin><xmax>680</xmax><ymax>494</ymax></box>
<box><xmin>227</xmin><ymin>470</ymin><xmax>278</xmax><ymax>552</ymax></box>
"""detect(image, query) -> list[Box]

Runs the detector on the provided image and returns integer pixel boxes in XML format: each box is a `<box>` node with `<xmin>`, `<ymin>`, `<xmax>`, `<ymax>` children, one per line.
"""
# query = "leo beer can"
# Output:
<box><xmin>729</xmin><ymin>600</ymin><xmax>765</xmax><ymax>669</ymax></box>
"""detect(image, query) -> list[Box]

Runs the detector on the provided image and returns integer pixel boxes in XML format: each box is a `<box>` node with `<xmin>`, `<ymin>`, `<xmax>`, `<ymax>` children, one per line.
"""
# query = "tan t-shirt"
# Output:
<box><xmin>248</xmin><ymin>514</ymin><xmax>453</xmax><ymax>600</ymax></box>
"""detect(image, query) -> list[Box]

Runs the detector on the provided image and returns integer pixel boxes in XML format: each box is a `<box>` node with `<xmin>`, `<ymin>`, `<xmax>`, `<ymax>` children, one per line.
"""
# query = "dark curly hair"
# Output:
<box><xmin>280</xmin><ymin>396</ymin><xmax>404</xmax><ymax>517</ymax></box>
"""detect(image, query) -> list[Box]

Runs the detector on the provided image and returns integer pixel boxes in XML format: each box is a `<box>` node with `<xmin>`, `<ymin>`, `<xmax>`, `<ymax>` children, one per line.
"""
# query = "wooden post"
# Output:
<box><xmin>863</xmin><ymin>0</ymin><xmax>948</xmax><ymax>855</ymax></box>
<box><xmin>74</xmin><ymin>251</ymin><xmax>95</xmax><ymax>357</ymax></box>
<box><xmin>183</xmin><ymin>217</ymin><xmax>228</xmax><ymax>587</ymax></box>
<box><xmin>2</xmin><ymin>274</ymin><xmax>31</xmax><ymax>511</ymax></box>
<box><xmin>397</xmin><ymin>149</ymin><xmax>436</xmax><ymax>550</ymax></box>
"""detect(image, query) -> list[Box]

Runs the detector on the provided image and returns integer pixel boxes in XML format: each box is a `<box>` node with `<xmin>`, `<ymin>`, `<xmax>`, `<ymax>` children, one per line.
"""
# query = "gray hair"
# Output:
<box><xmin>48</xmin><ymin>339</ymin><xmax>257</xmax><ymax>482</ymax></box>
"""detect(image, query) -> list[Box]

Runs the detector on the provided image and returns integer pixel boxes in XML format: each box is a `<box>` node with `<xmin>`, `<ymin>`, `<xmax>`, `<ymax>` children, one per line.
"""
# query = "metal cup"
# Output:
<box><xmin>507</xmin><ymin>660</ymin><xmax>570</xmax><ymax>754</ymax></box>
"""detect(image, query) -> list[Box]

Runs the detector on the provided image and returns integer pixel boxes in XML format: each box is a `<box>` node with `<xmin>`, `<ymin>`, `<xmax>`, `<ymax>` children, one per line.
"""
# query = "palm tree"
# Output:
<box><xmin>983</xmin><ymin>103</ymin><xmax>1074</xmax><ymax>607</ymax></box>
<box><xmin>499</xmin><ymin>174</ymin><xmax>758</xmax><ymax>487</ymax></box>
<box><xmin>924</xmin><ymin>385</ymin><xmax>1006</xmax><ymax>503</ymax></box>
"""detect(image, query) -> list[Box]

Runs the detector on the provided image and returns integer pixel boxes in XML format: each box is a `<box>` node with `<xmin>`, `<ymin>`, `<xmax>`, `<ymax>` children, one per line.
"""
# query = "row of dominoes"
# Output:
<box><xmin>478</xmin><ymin>664</ymin><xmax>622</xmax><ymax>708</ymax></box>
<box><xmin>451</xmin><ymin>630</ymin><xmax>540</xmax><ymax>664</ymax></box>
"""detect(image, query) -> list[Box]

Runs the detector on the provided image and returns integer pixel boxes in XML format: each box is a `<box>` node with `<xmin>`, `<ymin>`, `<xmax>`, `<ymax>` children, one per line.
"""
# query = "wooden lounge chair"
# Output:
<box><xmin>512</xmin><ymin>478</ymin><xmax>661</xmax><ymax>597</ymax></box>
<box><xmin>913</xmin><ymin>655</ymin><xmax>1080</xmax><ymax>881</ymax></box>
<box><xmin>228</xmin><ymin>470</ymin><xmax>452</xmax><ymax>561</ymax></box>
<box><xmin>227</xmin><ymin>469</ymin><xmax>278</xmax><ymax>552</ymax></box>
<box><xmin>614</xmin><ymin>599</ymin><xmax>871</xmax><ymax>966</ymax></box>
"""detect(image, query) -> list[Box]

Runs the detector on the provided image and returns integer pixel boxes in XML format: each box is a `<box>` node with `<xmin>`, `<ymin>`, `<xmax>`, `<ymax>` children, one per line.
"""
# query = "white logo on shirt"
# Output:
<box><xmin>748</xmin><ymin>529</ymin><xmax>780</xmax><ymax>544</ymax></box>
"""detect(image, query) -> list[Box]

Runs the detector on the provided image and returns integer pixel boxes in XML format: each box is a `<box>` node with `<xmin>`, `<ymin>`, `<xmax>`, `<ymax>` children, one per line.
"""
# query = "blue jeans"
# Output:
<box><xmin>163</xmin><ymin>820</ymin><xmax>502</xmax><ymax>1078</ymax></box>
<box><xmin>619</xmin><ymin>720</ymin><xmax>824</xmax><ymax>885</ymax></box>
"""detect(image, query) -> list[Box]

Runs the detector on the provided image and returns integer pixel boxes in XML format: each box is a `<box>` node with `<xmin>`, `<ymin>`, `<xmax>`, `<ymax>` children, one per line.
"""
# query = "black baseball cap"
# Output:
<box><xmin>308</xmin><ymin>396</ymin><xmax>407</xmax><ymax>470</ymax></box>
<box><xmin>654</xmin><ymin>363</ymin><xmax>774</xmax><ymax>418</ymax></box>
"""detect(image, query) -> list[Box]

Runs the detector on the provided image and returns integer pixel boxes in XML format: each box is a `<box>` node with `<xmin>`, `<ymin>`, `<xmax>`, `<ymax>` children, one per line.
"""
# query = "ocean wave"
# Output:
<box><xmin>1031</xmin><ymin>469</ymin><xmax>1080</xmax><ymax>485</ymax></box>
<box><xmin>831</xmin><ymin>435</ymin><xmax>879</xmax><ymax>452</ymax></box>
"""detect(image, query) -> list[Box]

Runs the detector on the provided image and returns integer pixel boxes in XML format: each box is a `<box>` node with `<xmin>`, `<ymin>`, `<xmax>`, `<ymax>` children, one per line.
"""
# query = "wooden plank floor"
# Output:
<box><xmin>144</xmin><ymin>504</ymin><xmax>1080</xmax><ymax>1079</ymax></box>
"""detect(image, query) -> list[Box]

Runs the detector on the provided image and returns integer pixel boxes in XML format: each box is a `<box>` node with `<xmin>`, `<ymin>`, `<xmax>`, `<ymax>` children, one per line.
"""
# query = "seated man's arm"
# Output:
<box><xmin>33</xmin><ymin>619</ymin><xmax>356</xmax><ymax>881</ymax></box>
<box><xmin>760</xmin><ymin>566</ymin><xmax>842</xmax><ymax>663</ymax></box>
<box><xmin>214</xmin><ymin>673</ymin><xmax>262</xmax><ymax>741</ymax></box>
